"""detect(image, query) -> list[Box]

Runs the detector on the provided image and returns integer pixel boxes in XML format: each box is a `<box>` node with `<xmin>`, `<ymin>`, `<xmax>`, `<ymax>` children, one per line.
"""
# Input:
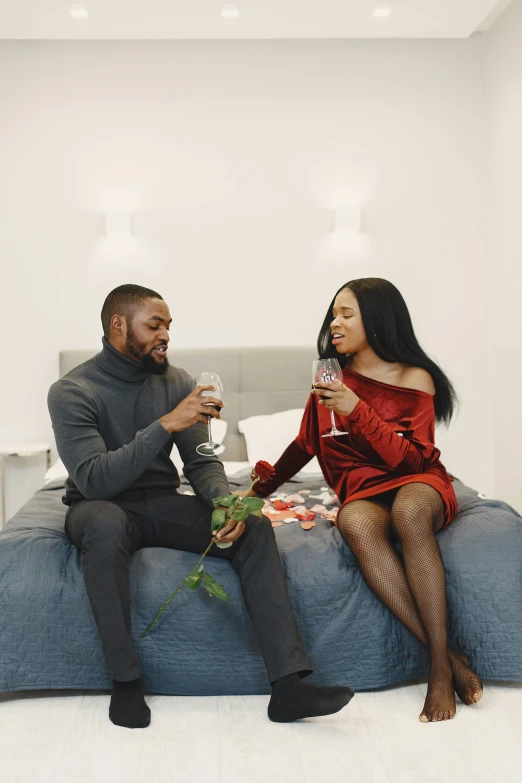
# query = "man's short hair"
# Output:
<box><xmin>101</xmin><ymin>284</ymin><xmax>163</xmax><ymax>338</ymax></box>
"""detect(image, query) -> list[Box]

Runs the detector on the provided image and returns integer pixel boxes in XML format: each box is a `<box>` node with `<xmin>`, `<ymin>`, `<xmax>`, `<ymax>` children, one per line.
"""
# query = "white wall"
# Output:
<box><xmin>0</xmin><ymin>39</ymin><xmax>495</xmax><ymax>515</ymax></box>
<box><xmin>483</xmin><ymin>0</ymin><xmax>522</xmax><ymax>512</ymax></box>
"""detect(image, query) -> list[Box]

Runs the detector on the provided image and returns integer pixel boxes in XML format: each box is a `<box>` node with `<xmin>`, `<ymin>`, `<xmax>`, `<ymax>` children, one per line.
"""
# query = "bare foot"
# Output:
<box><xmin>449</xmin><ymin>650</ymin><xmax>483</xmax><ymax>706</ymax></box>
<box><xmin>419</xmin><ymin>662</ymin><xmax>456</xmax><ymax>723</ymax></box>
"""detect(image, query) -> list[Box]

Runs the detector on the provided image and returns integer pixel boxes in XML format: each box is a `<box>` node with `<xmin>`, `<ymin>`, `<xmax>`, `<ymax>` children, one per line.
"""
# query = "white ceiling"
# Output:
<box><xmin>0</xmin><ymin>0</ymin><xmax>511</xmax><ymax>40</ymax></box>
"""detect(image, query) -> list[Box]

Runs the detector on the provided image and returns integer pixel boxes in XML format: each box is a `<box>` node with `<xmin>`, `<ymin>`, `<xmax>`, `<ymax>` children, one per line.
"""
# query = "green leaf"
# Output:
<box><xmin>242</xmin><ymin>497</ymin><xmax>265</xmax><ymax>514</ymax></box>
<box><xmin>212</xmin><ymin>494</ymin><xmax>239</xmax><ymax>508</ymax></box>
<box><xmin>211</xmin><ymin>508</ymin><xmax>227</xmax><ymax>533</ymax></box>
<box><xmin>185</xmin><ymin>571</ymin><xmax>204</xmax><ymax>590</ymax></box>
<box><xmin>203</xmin><ymin>572</ymin><xmax>229</xmax><ymax>602</ymax></box>
<box><xmin>230</xmin><ymin>505</ymin><xmax>249</xmax><ymax>522</ymax></box>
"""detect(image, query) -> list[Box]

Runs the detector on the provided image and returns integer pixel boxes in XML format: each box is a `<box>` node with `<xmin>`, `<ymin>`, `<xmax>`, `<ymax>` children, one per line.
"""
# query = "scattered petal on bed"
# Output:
<box><xmin>273</xmin><ymin>499</ymin><xmax>294</xmax><ymax>511</ymax></box>
<box><xmin>263</xmin><ymin>505</ymin><xmax>276</xmax><ymax>514</ymax></box>
<box><xmin>292</xmin><ymin>505</ymin><xmax>308</xmax><ymax>515</ymax></box>
<box><xmin>310</xmin><ymin>504</ymin><xmax>327</xmax><ymax>514</ymax></box>
<box><xmin>271</xmin><ymin>521</ymin><xmax>284</xmax><ymax>527</ymax></box>
<box><xmin>266</xmin><ymin>510</ymin><xmax>297</xmax><ymax>523</ymax></box>
<box><xmin>322</xmin><ymin>493</ymin><xmax>338</xmax><ymax>506</ymax></box>
<box><xmin>300</xmin><ymin>521</ymin><xmax>316</xmax><ymax>530</ymax></box>
<box><xmin>296</xmin><ymin>511</ymin><xmax>316</xmax><ymax>521</ymax></box>
<box><xmin>286</xmin><ymin>494</ymin><xmax>305</xmax><ymax>504</ymax></box>
<box><xmin>283</xmin><ymin>518</ymin><xmax>296</xmax><ymax>524</ymax></box>
<box><xmin>299</xmin><ymin>489</ymin><xmax>311</xmax><ymax>495</ymax></box>
<box><xmin>322</xmin><ymin>509</ymin><xmax>338</xmax><ymax>522</ymax></box>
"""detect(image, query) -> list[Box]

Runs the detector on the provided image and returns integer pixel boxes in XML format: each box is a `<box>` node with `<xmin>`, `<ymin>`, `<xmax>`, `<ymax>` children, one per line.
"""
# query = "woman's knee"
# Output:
<box><xmin>337</xmin><ymin>501</ymin><xmax>390</xmax><ymax>550</ymax></box>
<box><xmin>391</xmin><ymin>484</ymin><xmax>441</xmax><ymax>541</ymax></box>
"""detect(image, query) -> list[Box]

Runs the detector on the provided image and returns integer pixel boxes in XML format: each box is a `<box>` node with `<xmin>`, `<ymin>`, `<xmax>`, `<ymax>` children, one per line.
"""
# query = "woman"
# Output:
<box><xmin>251</xmin><ymin>278</ymin><xmax>482</xmax><ymax>723</ymax></box>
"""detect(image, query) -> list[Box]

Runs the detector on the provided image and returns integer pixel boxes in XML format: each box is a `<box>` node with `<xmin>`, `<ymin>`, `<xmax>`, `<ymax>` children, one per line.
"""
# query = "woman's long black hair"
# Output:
<box><xmin>317</xmin><ymin>278</ymin><xmax>458</xmax><ymax>425</ymax></box>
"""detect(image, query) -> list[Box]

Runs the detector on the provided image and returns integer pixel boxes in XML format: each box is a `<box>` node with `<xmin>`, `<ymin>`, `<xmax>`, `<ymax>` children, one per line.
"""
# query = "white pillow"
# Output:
<box><xmin>238</xmin><ymin>408</ymin><xmax>322</xmax><ymax>474</ymax></box>
<box><xmin>45</xmin><ymin>418</ymin><xmax>229</xmax><ymax>485</ymax></box>
<box><xmin>44</xmin><ymin>457</ymin><xmax>68</xmax><ymax>485</ymax></box>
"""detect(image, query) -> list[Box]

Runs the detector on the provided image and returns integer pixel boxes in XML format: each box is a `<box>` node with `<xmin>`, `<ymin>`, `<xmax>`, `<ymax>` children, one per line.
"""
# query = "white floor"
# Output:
<box><xmin>1</xmin><ymin>681</ymin><xmax>521</xmax><ymax>783</ymax></box>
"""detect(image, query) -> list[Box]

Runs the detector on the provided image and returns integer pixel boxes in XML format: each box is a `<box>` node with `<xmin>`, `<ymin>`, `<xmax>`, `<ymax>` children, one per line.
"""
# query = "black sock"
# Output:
<box><xmin>268</xmin><ymin>673</ymin><xmax>354</xmax><ymax>723</ymax></box>
<box><xmin>109</xmin><ymin>677</ymin><xmax>151</xmax><ymax>729</ymax></box>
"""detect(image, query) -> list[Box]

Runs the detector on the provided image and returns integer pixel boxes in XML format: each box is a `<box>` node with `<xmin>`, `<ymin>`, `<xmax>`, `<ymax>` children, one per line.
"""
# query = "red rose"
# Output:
<box><xmin>252</xmin><ymin>460</ymin><xmax>276</xmax><ymax>484</ymax></box>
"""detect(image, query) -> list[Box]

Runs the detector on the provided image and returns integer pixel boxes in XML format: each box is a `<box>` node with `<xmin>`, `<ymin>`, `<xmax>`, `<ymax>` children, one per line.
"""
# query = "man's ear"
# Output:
<box><xmin>111</xmin><ymin>313</ymin><xmax>126</xmax><ymax>338</ymax></box>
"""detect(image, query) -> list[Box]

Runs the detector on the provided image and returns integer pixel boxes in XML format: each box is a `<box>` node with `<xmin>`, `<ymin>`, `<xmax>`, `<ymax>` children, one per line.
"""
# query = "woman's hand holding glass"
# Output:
<box><xmin>312</xmin><ymin>380</ymin><xmax>360</xmax><ymax>418</ymax></box>
<box><xmin>312</xmin><ymin>359</ymin><xmax>349</xmax><ymax>437</ymax></box>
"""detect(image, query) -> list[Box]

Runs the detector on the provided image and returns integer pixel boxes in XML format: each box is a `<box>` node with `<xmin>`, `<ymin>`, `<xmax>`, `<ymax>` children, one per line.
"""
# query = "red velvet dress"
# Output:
<box><xmin>256</xmin><ymin>368</ymin><xmax>457</xmax><ymax>529</ymax></box>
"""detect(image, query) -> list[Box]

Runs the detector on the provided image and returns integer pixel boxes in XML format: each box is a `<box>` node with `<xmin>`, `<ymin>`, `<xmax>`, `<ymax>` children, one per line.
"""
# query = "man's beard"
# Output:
<box><xmin>125</xmin><ymin>328</ymin><xmax>169</xmax><ymax>376</ymax></box>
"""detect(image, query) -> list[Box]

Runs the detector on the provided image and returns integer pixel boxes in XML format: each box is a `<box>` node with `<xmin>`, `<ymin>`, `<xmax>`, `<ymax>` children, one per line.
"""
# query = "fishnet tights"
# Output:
<box><xmin>338</xmin><ymin>483</ymin><xmax>482</xmax><ymax>722</ymax></box>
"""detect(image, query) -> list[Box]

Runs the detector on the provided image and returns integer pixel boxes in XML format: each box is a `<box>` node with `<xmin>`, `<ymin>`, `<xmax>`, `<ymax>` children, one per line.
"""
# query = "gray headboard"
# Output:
<box><xmin>60</xmin><ymin>347</ymin><xmax>318</xmax><ymax>461</ymax></box>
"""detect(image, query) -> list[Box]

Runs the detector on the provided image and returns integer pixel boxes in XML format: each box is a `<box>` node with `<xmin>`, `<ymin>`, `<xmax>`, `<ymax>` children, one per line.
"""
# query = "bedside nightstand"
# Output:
<box><xmin>0</xmin><ymin>442</ymin><xmax>51</xmax><ymax>529</ymax></box>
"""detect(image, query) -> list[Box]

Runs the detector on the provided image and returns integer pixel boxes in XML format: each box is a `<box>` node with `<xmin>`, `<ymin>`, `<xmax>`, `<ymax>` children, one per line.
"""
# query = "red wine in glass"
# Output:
<box><xmin>194</xmin><ymin>372</ymin><xmax>225</xmax><ymax>456</ymax></box>
<box><xmin>312</xmin><ymin>359</ymin><xmax>348</xmax><ymax>437</ymax></box>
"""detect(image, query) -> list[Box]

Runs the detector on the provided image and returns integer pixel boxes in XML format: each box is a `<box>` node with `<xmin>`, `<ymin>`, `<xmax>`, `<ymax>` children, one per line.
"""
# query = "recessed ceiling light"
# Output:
<box><xmin>222</xmin><ymin>2</ymin><xmax>239</xmax><ymax>19</ymax></box>
<box><xmin>373</xmin><ymin>5</ymin><xmax>392</xmax><ymax>17</ymax></box>
<box><xmin>70</xmin><ymin>2</ymin><xmax>89</xmax><ymax>19</ymax></box>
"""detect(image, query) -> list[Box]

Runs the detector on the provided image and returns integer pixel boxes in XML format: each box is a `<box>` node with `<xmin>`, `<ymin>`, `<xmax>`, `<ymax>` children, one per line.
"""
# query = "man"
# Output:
<box><xmin>48</xmin><ymin>284</ymin><xmax>353</xmax><ymax>729</ymax></box>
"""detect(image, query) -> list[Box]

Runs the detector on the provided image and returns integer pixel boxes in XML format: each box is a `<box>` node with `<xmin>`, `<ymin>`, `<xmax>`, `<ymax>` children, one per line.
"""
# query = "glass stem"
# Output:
<box><xmin>207</xmin><ymin>415</ymin><xmax>212</xmax><ymax>444</ymax></box>
<box><xmin>330</xmin><ymin>411</ymin><xmax>337</xmax><ymax>432</ymax></box>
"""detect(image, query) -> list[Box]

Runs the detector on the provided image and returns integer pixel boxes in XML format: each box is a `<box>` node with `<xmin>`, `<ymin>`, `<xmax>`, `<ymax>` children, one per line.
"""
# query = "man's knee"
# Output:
<box><xmin>244</xmin><ymin>513</ymin><xmax>275</xmax><ymax>539</ymax></box>
<box><xmin>67</xmin><ymin>500</ymin><xmax>131</xmax><ymax>548</ymax></box>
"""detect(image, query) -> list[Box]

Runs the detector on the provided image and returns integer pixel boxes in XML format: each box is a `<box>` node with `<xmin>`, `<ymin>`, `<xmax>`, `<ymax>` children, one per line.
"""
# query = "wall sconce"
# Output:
<box><xmin>333</xmin><ymin>206</ymin><xmax>362</xmax><ymax>232</ymax></box>
<box><xmin>373</xmin><ymin>4</ymin><xmax>392</xmax><ymax>18</ymax></box>
<box><xmin>105</xmin><ymin>211</ymin><xmax>132</xmax><ymax>237</ymax></box>
<box><xmin>70</xmin><ymin>2</ymin><xmax>89</xmax><ymax>19</ymax></box>
<box><xmin>222</xmin><ymin>3</ymin><xmax>240</xmax><ymax>18</ymax></box>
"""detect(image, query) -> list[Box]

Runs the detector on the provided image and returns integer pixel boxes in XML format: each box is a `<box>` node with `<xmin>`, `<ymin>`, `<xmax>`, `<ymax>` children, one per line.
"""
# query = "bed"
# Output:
<box><xmin>1</xmin><ymin>347</ymin><xmax>521</xmax><ymax>695</ymax></box>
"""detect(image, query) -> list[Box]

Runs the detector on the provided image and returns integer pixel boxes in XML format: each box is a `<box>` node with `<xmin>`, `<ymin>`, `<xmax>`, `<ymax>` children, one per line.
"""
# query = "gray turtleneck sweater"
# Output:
<box><xmin>47</xmin><ymin>337</ymin><xmax>230</xmax><ymax>508</ymax></box>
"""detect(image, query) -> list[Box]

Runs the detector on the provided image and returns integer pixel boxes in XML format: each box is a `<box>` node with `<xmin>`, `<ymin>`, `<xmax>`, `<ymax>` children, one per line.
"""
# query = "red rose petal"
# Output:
<box><xmin>295</xmin><ymin>511</ymin><xmax>316</xmax><ymax>521</ymax></box>
<box><xmin>273</xmin><ymin>499</ymin><xmax>293</xmax><ymax>511</ymax></box>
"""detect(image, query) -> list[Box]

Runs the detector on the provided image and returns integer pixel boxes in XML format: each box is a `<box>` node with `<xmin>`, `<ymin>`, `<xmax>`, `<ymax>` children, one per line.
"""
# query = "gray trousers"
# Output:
<box><xmin>65</xmin><ymin>488</ymin><xmax>313</xmax><ymax>683</ymax></box>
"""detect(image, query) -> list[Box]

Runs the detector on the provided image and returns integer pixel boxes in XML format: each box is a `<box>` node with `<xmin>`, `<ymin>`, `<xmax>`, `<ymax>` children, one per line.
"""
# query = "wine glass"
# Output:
<box><xmin>194</xmin><ymin>372</ymin><xmax>226</xmax><ymax>456</ymax></box>
<box><xmin>312</xmin><ymin>359</ymin><xmax>348</xmax><ymax>438</ymax></box>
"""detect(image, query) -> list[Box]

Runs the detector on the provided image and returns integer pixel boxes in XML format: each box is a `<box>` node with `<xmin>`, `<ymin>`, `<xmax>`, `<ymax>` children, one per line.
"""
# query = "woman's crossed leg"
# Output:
<box><xmin>337</xmin><ymin>482</ymin><xmax>482</xmax><ymax>722</ymax></box>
